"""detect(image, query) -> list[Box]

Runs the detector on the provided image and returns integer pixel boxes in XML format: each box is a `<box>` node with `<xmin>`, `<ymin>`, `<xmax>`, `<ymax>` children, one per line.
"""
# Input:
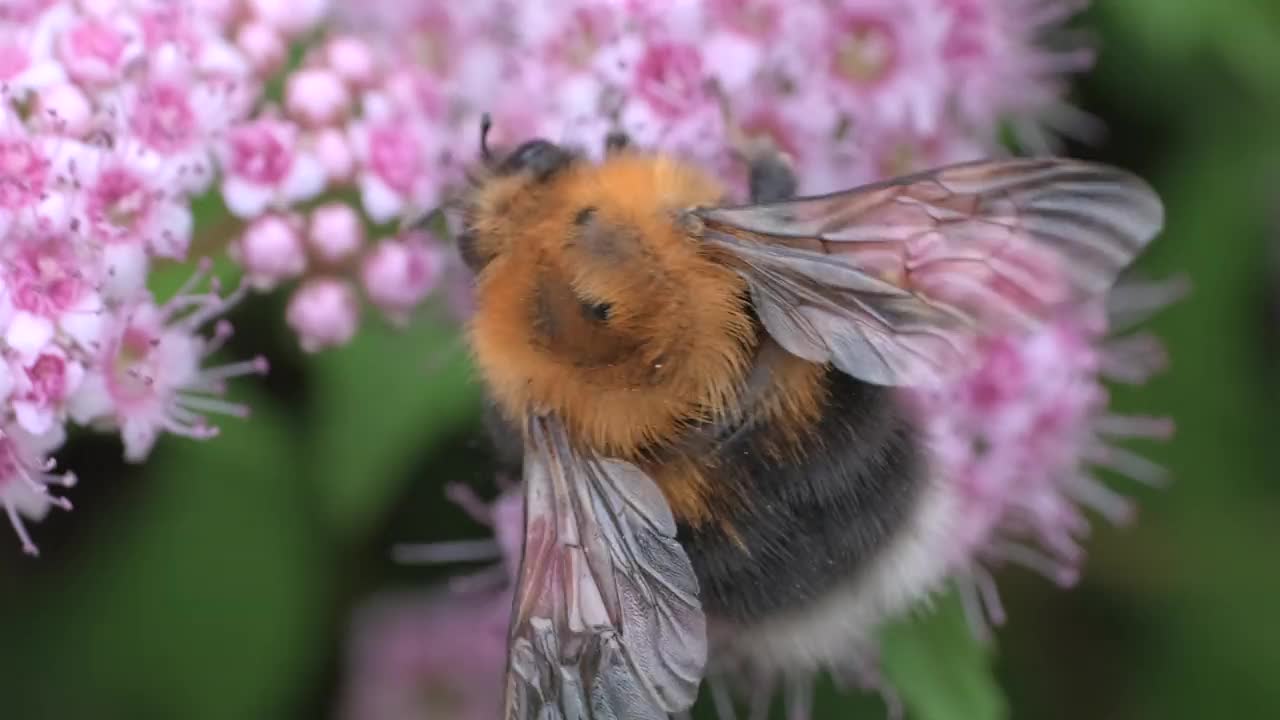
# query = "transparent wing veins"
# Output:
<box><xmin>504</xmin><ymin>414</ymin><xmax>706</xmax><ymax>720</ymax></box>
<box><xmin>697</xmin><ymin>157</ymin><xmax>1163</xmax><ymax>385</ymax></box>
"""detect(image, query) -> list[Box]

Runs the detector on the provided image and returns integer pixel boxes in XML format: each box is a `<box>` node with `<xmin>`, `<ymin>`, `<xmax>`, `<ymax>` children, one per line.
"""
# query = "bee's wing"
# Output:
<box><xmin>504</xmin><ymin>413</ymin><xmax>706</xmax><ymax>720</ymax></box>
<box><xmin>695</xmin><ymin>158</ymin><xmax>1164</xmax><ymax>386</ymax></box>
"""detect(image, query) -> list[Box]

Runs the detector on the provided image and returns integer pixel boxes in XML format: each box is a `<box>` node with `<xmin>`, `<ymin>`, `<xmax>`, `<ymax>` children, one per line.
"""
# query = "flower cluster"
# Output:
<box><xmin>906</xmin><ymin>278</ymin><xmax>1183</xmax><ymax>637</ymax></box>
<box><xmin>249</xmin><ymin>0</ymin><xmax>1095</xmax><ymax>348</ymax></box>
<box><xmin>0</xmin><ymin>0</ymin><xmax>1101</xmax><ymax>371</ymax></box>
<box><xmin>0</xmin><ymin>1</ymin><xmax>277</xmax><ymax>554</ymax></box>
<box><xmin>331</xmin><ymin>0</ymin><xmax>1092</xmax><ymax>195</ymax></box>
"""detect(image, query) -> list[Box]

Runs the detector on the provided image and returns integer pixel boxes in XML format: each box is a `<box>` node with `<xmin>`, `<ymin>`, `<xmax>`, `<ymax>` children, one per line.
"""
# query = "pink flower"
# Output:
<box><xmin>1</xmin><ymin>223</ymin><xmax>105</xmax><ymax>357</ymax></box>
<box><xmin>134</xmin><ymin>0</ymin><xmax>207</xmax><ymax>57</ymax></box>
<box><xmin>0</xmin><ymin>0</ymin><xmax>58</xmax><ymax>24</ymax></box>
<box><xmin>940</xmin><ymin>0</ymin><xmax>1096</xmax><ymax>148</ymax></box>
<box><xmin>359</xmin><ymin>233</ymin><xmax>444</xmax><ymax>322</ymax></box>
<box><xmin>286</xmin><ymin>277</ymin><xmax>360</xmax><ymax>353</ymax></box>
<box><xmin>56</xmin><ymin>14</ymin><xmax>143</xmax><ymax>87</ymax></box>
<box><xmin>0</xmin><ymin>422</ymin><xmax>74</xmax><ymax>556</ymax></box>
<box><xmin>0</xmin><ymin>11</ymin><xmax>67</xmax><ymax>96</ymax></box>
<box><xmin>114</xmin><ymin>59</ymin><xmax>245</xmax><ymax>194</ymax></box>
<box><xmin>339</xmin><ymin>588</ymin><xmax>510</xmax><ymax>720</ymax></box>
<box><xmin>630</xmin><ymin>41</ymin><xmax>708</xmax><ymax>118</ymax></box>
<box><xmin>73</xmin><ymin>150</ymin><xmax>195</xmax><ymax>285</ymax></box>
<box><xmin>68</xmin><ymin>264</ymin><xmax>268</xmax><ymax>462</ymax></box>
<box><xmin>516</xmin><ymin>1</ymin><xmax>621</xmax><ymax>67</ymax></box>
<box><xmin>189</xmin><ymin>0</ymin><xmax>240</xmax><ymax>29</ymax></box>
<box><xmin>706</xmin><ymin>0</ymin><xmax>787</xmax><ymax>41</ymax></box>
<box><xmin>0</xmin><ymin>124</ymin><xmax>53</xmax><ymax>226</ymax></box>
<box><xmin>10</xmin><ymin>345</ymin><xmax>83</xmax><ymax>435</ymax></box>
<box><xmin>218</xmin><ymin>118</ymin><xmax>326</xmax><ymax>218</ymax></box>
<box><xmin>340</xmin><ymin>485</ymin><xmax>521</xmax><ymax>720</ymax></box>
<box><xmin>823</xmin><ymin>0</ymin><xmax>951</xmax><ymax>135</ymax></box>
<box><xmin>348</xmin><ymin>113</ymin><xmax>439</xmax><ymax>224</ymax></box>
<box><xmin>599</xmin><ymin>37</ymin><xmax>725</xmax><ymax>157</ymax></box>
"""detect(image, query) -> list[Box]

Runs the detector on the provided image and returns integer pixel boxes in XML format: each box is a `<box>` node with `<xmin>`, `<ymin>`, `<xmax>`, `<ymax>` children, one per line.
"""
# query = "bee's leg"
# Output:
<box><xmin>746</xmin><ymin>675</ymin><xmax>776</xmax><ymax>720</ymax></box>
<box><xmin>709</xmin><ymin>677</ymin><xmax>742</xmax><ymax>720</ymax></box>
<box><xmin>604</xmin><ymin>129</ymin><xmax>630</xmax><ymax>155</ymax></box>
<box><xmin>737</xmin><ymin>136</ymin><xmax>798</xmax><ymax>203</ymax></box>
<box><xmin>482</xmin><ymin>399</ymin><xmax>524</xmax><ymax>472</ymax></box>
<box><xmin>783</xmin><ymin>673</ymin><xmax>814</xmax><ymax>720</ymax></box>
<box><xmin>832</xmin><ymin>658</ymin><xmax>903</xmax><ymax>720</ymax></box>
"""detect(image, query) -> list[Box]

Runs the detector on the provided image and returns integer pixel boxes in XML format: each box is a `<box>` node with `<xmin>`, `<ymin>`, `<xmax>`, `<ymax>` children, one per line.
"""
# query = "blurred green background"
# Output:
<box><xmin>2</xmin><ymin>3</ymin><xmax>1279</xmax><ymax>719</ymax></box>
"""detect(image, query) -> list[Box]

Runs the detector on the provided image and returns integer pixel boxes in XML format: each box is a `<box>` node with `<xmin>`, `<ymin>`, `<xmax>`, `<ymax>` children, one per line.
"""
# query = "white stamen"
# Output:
<box><xmin>5</xmin><ymin>503</ymin><xmax>38</xmax><ymax>556</ymax></box>
<box><xmin>1068</xmin><ymin>474</ymin><xmax>1135</xmax><ymax>525</ymax></box>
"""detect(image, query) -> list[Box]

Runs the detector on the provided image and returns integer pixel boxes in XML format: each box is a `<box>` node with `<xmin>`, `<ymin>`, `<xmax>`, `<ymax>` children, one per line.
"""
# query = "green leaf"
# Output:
<box><xmin>0</xmin><ymin>388</ymin><xmax>331</xmax><ymax>720</ymax></box>
<box><xmin>881</xmin><ymin>592</ymin><xmax>1008</xmax><ymax>720</ymax></box>
<box><xmin>306</xmin><ymin>313</ymin><xmax>482</xmax><ymax>540</ymax></box>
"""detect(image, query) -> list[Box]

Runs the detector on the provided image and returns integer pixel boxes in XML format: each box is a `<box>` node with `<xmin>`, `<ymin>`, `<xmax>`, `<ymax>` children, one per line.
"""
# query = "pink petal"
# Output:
<box><xmin>5</xmin><ymin>312</ymin><xmax>53</xmax><ymax>360</ymax></box>
<box><xmin>221</xmin><ymin>176</ymin><xmax>274</xmax><ymax>219</ymax></box>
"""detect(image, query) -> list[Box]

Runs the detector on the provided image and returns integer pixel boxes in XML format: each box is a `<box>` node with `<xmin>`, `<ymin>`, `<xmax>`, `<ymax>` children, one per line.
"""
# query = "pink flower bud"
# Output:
<box><xmin>34</xmin><ymin>83</ymin><xmax>93</xmax><ymax>137</ymax></box>
<box><xmin>234</xmin><ymin>214</ymin><xmax>307</xmax><ymax>290</ymax></box>
<box><xmin>360</xmin><ymin>234</ymin><xmax>443</xmax><ymax>322</ymax></box>
<box><xmin>309</xmin><ymin>203</ymin><xmax>363</xmax><ymax>264</ymax></box>
<box><xmin>286</xmin><ymin>68</ymin><xmax>351</xmax><ymax>126</ymax></box>
<box><xmin>193</xmin><ymin>0</ymin><xmax>242</xmax><ymax>28</ymax></box>
<box><xmin>247</xmin><ymin>0</ymin><xmax>331</xmax><ymax>38</ymax></box>
<box><xmin>286</xmin><ymin>277</ymin><xmax>360</xmax><ymax>352</ymax></box>
<box><xmin>313</xmin><ymin>126</ymin><xmax>355</xmax><ymax>183</ymax></box>
<box><xmin>236</xmin><ymin>20</ymin><xmax>287</xmax><ymax>76</ymax></box>
<box><xmin>325</xmin><ymin>35</ymin><xmax>378</xmax><ymax>87</ymax></box>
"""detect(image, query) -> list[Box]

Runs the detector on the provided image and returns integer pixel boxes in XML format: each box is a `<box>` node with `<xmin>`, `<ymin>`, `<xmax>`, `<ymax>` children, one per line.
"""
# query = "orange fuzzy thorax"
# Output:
<box><xmin>468</xmin><ymin>154</ymin><xmax>753</xmax><ymax>453</ymax></box>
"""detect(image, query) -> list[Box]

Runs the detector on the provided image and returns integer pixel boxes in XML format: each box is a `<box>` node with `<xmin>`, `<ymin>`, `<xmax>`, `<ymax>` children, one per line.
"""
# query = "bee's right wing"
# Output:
<box><xmin>504</xmin><ymin>413</ymin><xmax>707</xmax><ymax>720</ymax></box>
<box><xmin>695</xmin><ymin>157</ymin><xmax>1164</xmax><ymax>386</ymax></box>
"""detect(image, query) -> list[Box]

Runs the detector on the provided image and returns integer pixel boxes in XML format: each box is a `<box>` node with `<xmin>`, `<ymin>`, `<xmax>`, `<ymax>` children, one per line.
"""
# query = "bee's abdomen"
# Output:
<box><xmin>677</xmin><ymin>368</ymin><xmax>923</xmax><ymax>624</ymax></box>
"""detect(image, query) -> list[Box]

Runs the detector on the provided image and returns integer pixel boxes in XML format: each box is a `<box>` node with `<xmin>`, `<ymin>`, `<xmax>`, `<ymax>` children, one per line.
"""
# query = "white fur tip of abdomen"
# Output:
<box><xmin>708</xmin><ymin>474</ymin><xmax>960</xmax><ymax>676</ymax></box>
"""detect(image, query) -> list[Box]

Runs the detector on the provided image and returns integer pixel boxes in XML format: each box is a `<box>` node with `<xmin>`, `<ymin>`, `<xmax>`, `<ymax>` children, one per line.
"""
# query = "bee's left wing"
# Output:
<box><xmin>694</xmin><ymin>157</ymin><xmax>1164</xmax><ymax>386</ymax></box>
<box><xmin>504</xmin><ymin>413</ymin><xmax>706</xmax><ymax>720</ymax></box>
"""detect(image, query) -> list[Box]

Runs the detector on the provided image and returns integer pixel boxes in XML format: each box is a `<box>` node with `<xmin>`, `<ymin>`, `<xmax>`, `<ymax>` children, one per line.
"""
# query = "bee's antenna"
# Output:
<box><xmin>480</xmin><ymin>113</ymin><xmax>494</xmax><ymax>163</ymax></box>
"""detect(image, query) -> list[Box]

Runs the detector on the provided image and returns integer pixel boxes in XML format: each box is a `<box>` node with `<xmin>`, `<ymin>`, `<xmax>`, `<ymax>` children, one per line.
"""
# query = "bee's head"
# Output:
<box><xmin>462</xmin><ymin>141</ymin><xmax>755</xmax><ymax>455</ymax></box>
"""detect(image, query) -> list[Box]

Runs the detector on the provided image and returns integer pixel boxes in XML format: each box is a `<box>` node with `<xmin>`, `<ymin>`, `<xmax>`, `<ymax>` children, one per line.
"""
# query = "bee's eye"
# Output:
<box><xmin>582</xmin><ymin>300</ymin><xmax>612</xmax><ymax>322</ymax></box>
<box><xmin>500</xmin><ymin>139</ymin><xmax>571</xmax><ymax>181</ymax></box>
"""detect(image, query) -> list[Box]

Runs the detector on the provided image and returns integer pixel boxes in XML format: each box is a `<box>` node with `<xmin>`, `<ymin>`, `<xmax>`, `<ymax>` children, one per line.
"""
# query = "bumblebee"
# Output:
<box><xmin>456</xmin><ymin>121</ymin><xmax>1163</xmax><ymax>719</ymax></box>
